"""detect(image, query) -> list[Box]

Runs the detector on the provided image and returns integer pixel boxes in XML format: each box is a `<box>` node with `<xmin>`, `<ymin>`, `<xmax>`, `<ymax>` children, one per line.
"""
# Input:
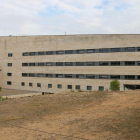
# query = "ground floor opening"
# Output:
<box><xmin>124</xmin><ymin>84</ymin><xmax>140</xmax><ymax>90</ymax></box>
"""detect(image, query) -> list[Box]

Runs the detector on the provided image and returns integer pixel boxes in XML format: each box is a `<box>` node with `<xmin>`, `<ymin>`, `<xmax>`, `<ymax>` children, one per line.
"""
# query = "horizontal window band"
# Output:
<box><xmin>22</xmin><ymin>47</ymin><xmax>140</xmax><ymax>56</ymax></box>
<box><xmin>22</xmin><ymin>73</ymin><xmax>140</xmax><ymax>80</ymax></box>
<box><xmin>22</xmin><ymin>61</ymin><xmax>140</xmax><ymax>66</ymax></box>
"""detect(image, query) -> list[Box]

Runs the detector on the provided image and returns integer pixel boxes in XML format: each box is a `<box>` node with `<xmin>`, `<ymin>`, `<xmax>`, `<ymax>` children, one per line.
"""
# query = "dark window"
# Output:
<box><xmin>7</xmin><ymin>73</ymin><xmax>12</xmax><ymax>76</ymax></box>
<box><xmin>56</xmin><ymin>51</ymin><xmax>64</xmax><ymax>55</ymax></box>
<box><xmin>29</xmin><ymin>52</ymin><xmax>36</xmax><ymax>56</ymax></box>
<box><xmin>37</xmin><ymin>73</ymin><xmax>45</xmax><ymax>77</ymax></box>
<box><xmin>137</xmin><ymin>61</ymin><xmax>140</xmax><ymax>65</ymax></box>
<box><xmin>8</xmin><ymin>53</ymin><xmax>12</xmax><ymax>57</ymax></box>
<box><xmin>76</xmin><ymin>50</ymin><xmax>85</xmax><ymax>54</ymax></box>
<box><xmin>8</xmin><ymin>63</ymin><xmax>12</xmax><ymax>66</ymax></box>
<box><xmin>38</xmin><ymin>52</ymin><xmax>45</xmax><ymax>55</ymax></box>
<box><xmin>37</xmin><ymin>83</ymin><xmax>41</xmax><ymax>87</ymax></box>
<box><xmin>75</xmin><ymin>85</ymin><xmax>80</xmax><ymax>90</ymax></box>
<box><xmin>65</xmin><ymin>74</ymin><xmax>73</xmax><ymax>78</ymax></box>
<box><xmin>138</xmin><ymin>76</ymin><xmax>140</xmax><ymax>80</ymax></box>
<box><xmin>86</xmin><ymin>74</ymin><xmax>95</xmax><ymax>79</ymax></box>
<box><xmin>68</xmin><ymin>85</ymin><xmax>72</xmax><ymax>89</ymax></box>
<box><xmin>99</xmin><ymin>75</ymin><xmax>108</xmax><ymax>79</ymax></box>
<box><xmin>23</xmin><ymin>52</ymin><xmax>29</xmax><ymax>56</ymax></box>
<box><xmin>111</xmin><ymin>62</ymin><xmax>120</xmax><ymax>66</ymax></box>
<box><xmin>87</xmin><ymin>86</ymin><xmax>92</xmax><ymax>90</ymax></box>
<box><xmin>46</xmin><ymin>74</ymin><xmax>52</xmax><ymax>78</ymax></box>
<box><xmin>125</xmin><ymin>47</ymin><xmax>135</xmax><ymax>52</ymax></box>
<box><xmin>38</xmin><ymin>63</ymin><xmax>45</xmax><ymax>66</ymax></box>
<box><xmin>110</xmin><ymin>75</ymin><xmax>120</xmax><ymax>79</ymax></box>
<box><xmin>56</xmin><ymin>74</ymin><xmax>63</xmax><ymax>78</ymax></box>
<box><xmin>111</xmin><ymin>48</ymin><xmax>120</xmax><ymax>52</ymax></box>
<box><xmin>76</xmin><ymin>62</ymin><xmax>85</xmax><ymax>66</ymax></box>
<box><xmin>48</xmin><ymin>84</ymin><xmax>52</xmax><ymax>88</ymax></box>
<box><xmin>65</xmin><ymin>50</ymin><xmax>73</xmax><ymax>54</ymax></box>
<box><xmin>29</xmin><ymin>63</ymin><xmax>35</xmax><ymax>66</ymax></box>
<box><xmin>86</xmin><ymin>62</ymin><xmax>95</xmax><ymax>66</ymax></box>
<box><xmin>29</xmin><ymin>73</ymin><xmax>35</xmax><ymax>77</ymax></box>
<box><xmin>46</xmin><ymin>51</ymin><xmax>53</xmax><ymax>55</ymax></box>
<box><xmin>76</xmin><ymin>74</ymin><xmax>84</xmax><ymax>79</ymax></box>
<box><xmin>99</xmin><ymin>62</ymin><xmax>108</xmax><ymax>66</ymax></box>
<box><xmin>87</xmin><ymin>49</ymin><xmax>95</xmax><ymax>53</ymax></box>
<box><xmin>7</xmin><ymin>81</ymin><xmax>11</xmax><ymax>85</ymax></box>
<box><xmin>21</xmin><ymin>82</ymin><xmax>25</xmax><ymax>86</ymax></box>
<box><xmin>125</xmin><ymin>75</ymin><xmax>135</xmax><ymax>80</ymax></box>
<box><xmin>57</xmin><ymin>84</ymin><xmax>62</xmax><ymax>89</ymax></box>
<box><xmin>29</xmin><ymin>83</ymin><xmax>32</xmax><ymax>86</ymax></box>
<box><xmin>46</xmin><ymin>62</ymin><xmax>53</xmax><ymax>66</ymax></box>
<box><xmin>22</xmin><ymin>73</ymin><xmax>28</xmax><ymax>77</ymax></box>
<box><xmin>56</xmin><ymin>62</ymin><xmax>63</xmax><ymax>66</ymax></box>
<box><xmin>22</xmin><ymin>63</ymin><xmax>28</xmax><ymax>66</ymax></box>
<box><xmin>99</xmin><ymin>48</ymin><xmax>108</xmax><ymax>53</ymax></box>
<box><xmin>125</xmin><ymin>61</ymin><xmax>135</xmax><ymax>66</ymax></box>
<box><xmin>65</xmin><ymin>62</ymin><xmax>73</xmax><ymax>66</ymax></box>
<box><xmin>137</xmin><ymin>47</ymin><xmax>140</xmax><ymax>51</ymax></box>
<box><xmin>99</xmin><ymin>86</ymin><xmax>104</xmax><ymax>91</ymax></box>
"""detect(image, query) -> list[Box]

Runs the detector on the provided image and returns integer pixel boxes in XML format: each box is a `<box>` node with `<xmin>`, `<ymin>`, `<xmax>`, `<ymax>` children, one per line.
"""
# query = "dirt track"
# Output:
<box><xmin>0</xmin><ymin>90</ymin><xmax>140</xmax><ymax>140</ymax></box>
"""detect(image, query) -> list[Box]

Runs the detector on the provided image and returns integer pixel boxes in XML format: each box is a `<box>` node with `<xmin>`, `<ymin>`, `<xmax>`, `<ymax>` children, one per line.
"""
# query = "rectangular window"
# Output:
<box><xmin>99</xmin><ymin>48</ymin><xmax>108</xmax><ymax>53</ymax></box>
<box><xmin>29</xmin><ymin>52</ymin><xmax>36</xmax><ymax>56</ymax></box>
<box><xmin>46</xmin><ymin>74</ymin><xmax>52</xmax><ymax>78</ymax></box>
<box><xmin>76</xmin><ymin>74</ymin><xmax>84</xmax><ymax>79</ymax></box>
<box><xmin>22</xmin><ymin>63</ymin><xmax>28</xmax><ymax>66</ymax></box>
<box><xmin>21</xmin><ymin>82</ymin><xmax>25</xmax><ymax>86</ymax></box>
<box><xmin>86</xmin><ymin>74</ymin><xmax>95</xmax><ymax>79</ymax></box>
<box><xmin>99</xmin><ymin>62</ymin><xmax>108</xmax><ymax>66</ymax></box>
<box><xmin>7</xmin><ymin>81</ymin><xmax>11</xmax><ymax>85</ymax></box>
<box><xmin>8</xmin><ymin>63</ymin><xmax>12</xmax><ymax>66</ymax></box>
<box><xmin>38</xmin><ymin>52</ymin><xmax>46</xmax><ymax>55</ymax></box>
<box><xmin>138</xmin><ymin>61</ymin><xmax>140</xmax><ymax>65</ymax></box>
<box><xmin>57</xmin><ymin>84</ymin><xmax>62</xmax><ymax>89</ymax></box>
<box><xmin>37</xmin><ymin>73</ymin><xmax>45</xmax><ymax>77</ymax></box>
<box><xmin>87</xmin><ymin>86</ymin><xmax>92</xmax><ymax>90</ymax></box>
<box><xmin>125</xmin><ymin>47</ymin><xmax>135</xmax><ymax>52</ymax></box>
<box><xmin>110</xmin><ymin>75</ymin><xmax>120</xmax><ymax>79</ymax></box>
<box><xmin>76</xmin><ymin>50</ymin><xmax>85</xmax><ymax>54</ymax></box>
<box><xmin>29</xmin><ymin>73</ymin><xmax>35</xmax><ymax>77</ymax></box>
<box><xmin>29</xmin><ymin>83</ymin><xmax>32</xmax><ymax>86</ymax></box>
<box><xmin>68</xmin><ymin>85</ymin><xmax>72</xmax><ymax>89</ymax></box>
<box><xmin>56</xmin><ymin>62</ymin><xmax>63</xmax><ymax>66</ymax></box>
<box><xmin>8</xmin><ymin>53</ymin><xmax>12</xmax><ymax>57</ymax></box>
<box><xmin>7</xmin><ymin>73</ymin><xmax>12</xmax><ymax>76</ymax></box>
<box><xmin>56</xmin><ymin>74</ymin><xmax>63</xmax><ymax>78</ymax></box>
<box><xmin>111</xmin><ymin>48</ymin><xmax>120</xmax><ymax>52</ymax></box>
<box><xmin>22</xmin><ymin>73</ymin><xmax>28</xmax><ymax>77</ymax></box>
<box><xmin>87</xmin><ymin>49</ymin><xmax>95</xmax><ymax>53</ymax></box>
<box><xmin>76</xmin><ymin>62</ymin><xmax>85</xmax><ymax>66</ymax></box>
<box><xmin>56</xmin><ymin>51</ymin><xmax>64</xmax><ymax>55</ymax></box>
<box><xmin>137</xmin><ymin>47</ymin><xmax>140</xmax><ymax>51</ymax></box>
<box><xmin>75</xmin><ymin>85</ymin><xmax>80</xmax><ymax>90</ymax></box>
<box><xmin>65</xmin><ymin>62</ymin><xmax>73</xmax><ymax>66</ymax></box>
<box><xmin>65</xmin><ymin>74</ymin><xmax>73</xmax><ymax>78</ymax></box>
<box><xmin>99</xmin><ymin>75</ymin><xmax>108</xmax><ymax>79</ymax></box>
<box><xmin>125</xmin><ymin>75</ymin><xmax>135</xmax><ymax>80</ymax></box>
<box><xmin>38</xmin><ymin>63</ymin><xmax>45</xmax><ymax>66</ymax></box>
<box><xmin>29</xmin><ymin>63</ymin><xmax>35</xmax><ymax>66</ymax></box>
<box><xmin>99</xmin><ymin>86</ymin><xmax>104</xmax><ymax>91</ymax></box>
<box><xmin>48</xmin><ymin>84</ymin><xmax>52</xmax><ymax>88</ymax></box>
<box><xmin>23</xmin><ymin>52</ymin><xmax>29</xmax><ymax>56</ymax></box>
<box><xmin>111</xmin><ymin>62</ymin><xmax>120</xmax><ymax>66</ymax></box>
<box><xmin>46</xmin><ymin>51</ymin><xmax>53</xmax><ymax>55</ymax></box>
<box><xmin>46</xmin><ymin>62</ymin><xmax>53</xmax><ymax>66</ymax></box>
<box><xmin>86</xmin><ymin>62</ymin><xmax>95</xmax><ymax>66</ymax></box>
<box><xmin>125</xmin><ymin>61</ymin><xmax>135</xmax><ymax>66</ymax></box>
<box><xmin>37</xmin><ymin>83</ymin><xmax>41</xmax><ymax>87</ymax></box>
<box><xmin>65</xmin><ymin>50</ymin><xmax>73</xmax><ymax>54</ymax></box>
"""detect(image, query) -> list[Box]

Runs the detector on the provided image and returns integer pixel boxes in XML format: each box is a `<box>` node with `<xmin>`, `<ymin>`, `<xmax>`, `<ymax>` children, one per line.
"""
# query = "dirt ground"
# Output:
<box><xmin>0</xmin><ymin>90</ymin><xmax>140</xmax><ymax>140</ymax></box>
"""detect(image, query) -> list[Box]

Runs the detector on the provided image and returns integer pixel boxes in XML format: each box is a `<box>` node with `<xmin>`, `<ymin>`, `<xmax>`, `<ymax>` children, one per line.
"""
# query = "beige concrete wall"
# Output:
<box><xmin>0</xmin><ymin>34</ymin><xmax>140</xmax><ymax>93</ymax></box>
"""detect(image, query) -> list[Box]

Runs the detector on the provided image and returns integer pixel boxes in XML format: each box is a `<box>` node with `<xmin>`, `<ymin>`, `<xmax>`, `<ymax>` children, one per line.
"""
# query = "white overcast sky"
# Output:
<box><xmin>0</xmin><ymin>0</ymin><xmax>140</xmax><ymax>36</ymax></box>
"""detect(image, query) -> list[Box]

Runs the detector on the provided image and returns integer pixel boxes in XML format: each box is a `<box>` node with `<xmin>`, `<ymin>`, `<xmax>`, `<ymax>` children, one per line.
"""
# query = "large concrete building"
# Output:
<box><xmin>0</xmin><ymin>34</ymin><xmax>140</xmax><ymax>93</ymax></box>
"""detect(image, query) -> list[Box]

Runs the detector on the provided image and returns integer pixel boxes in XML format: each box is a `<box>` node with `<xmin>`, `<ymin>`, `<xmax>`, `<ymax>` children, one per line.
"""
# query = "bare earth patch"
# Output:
<box><xmin>0</xmin><ymin>90</ymin><xmax>140</xmax><ymax>140</ymax></box>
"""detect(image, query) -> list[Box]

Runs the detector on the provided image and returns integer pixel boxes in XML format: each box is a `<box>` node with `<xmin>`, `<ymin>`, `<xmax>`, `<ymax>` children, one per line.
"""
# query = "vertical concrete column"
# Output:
<box><xmin>95</xmin><ymin>75</ymin><xmax>99</xmax><ymax>79</ymax></box>
<box><xmin>120</xmin><ymin>75</ymin><xmax>125</xmax><ymax>80</ymax></box>
<box><xmin>95</xmin><ymin>49</ymin><xmax>99</xmax><ymax>53</ymax></box>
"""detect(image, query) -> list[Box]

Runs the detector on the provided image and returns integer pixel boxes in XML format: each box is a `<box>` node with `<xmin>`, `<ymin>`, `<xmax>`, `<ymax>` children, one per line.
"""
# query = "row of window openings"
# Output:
<box><xmin>7</xmin><ymin>81</ymin><xmax>104</xmax><ymax>91</ymax></box>
<box><xmin>22</xmin><ymin>61</ymin><xmax>140</xmax><ymax>66</ymax></box>
<box><xmin>22</xmin><ymin>73</ymin><xmax>140</xmax><ymax>80</ymax></box>
<box><xmin>22</xmin><ymin>47</ymin><xmax>140</xmax><ymax>56</ymax></box>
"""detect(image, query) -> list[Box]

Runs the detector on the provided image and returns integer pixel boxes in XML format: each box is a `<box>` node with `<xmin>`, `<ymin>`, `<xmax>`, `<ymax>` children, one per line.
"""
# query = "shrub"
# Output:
<box><xmin>0</xmin><ymin>87</ymin><xmax>2</xmax><ymax>92</ymax></box>
<box><xmin>110</xmin><ymin>79</ymin><xmax>120</xmax><ymax>91</ymax></box>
